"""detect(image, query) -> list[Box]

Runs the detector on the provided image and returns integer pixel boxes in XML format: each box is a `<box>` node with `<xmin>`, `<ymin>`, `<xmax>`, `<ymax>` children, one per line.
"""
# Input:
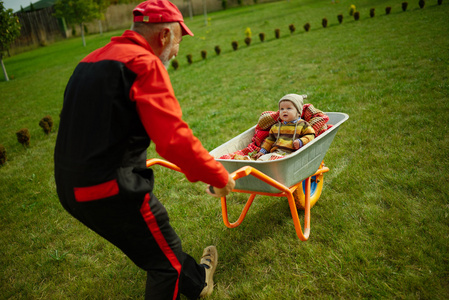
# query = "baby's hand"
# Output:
<box><xmin>253</xmin><ymin>152</ymin><xmax>263</xmax><ymax>159</ymax></box>
<box><xmin>293</xmin><ymin>139</ymin><xmax>300</xmax><ymax>149</ymax></box>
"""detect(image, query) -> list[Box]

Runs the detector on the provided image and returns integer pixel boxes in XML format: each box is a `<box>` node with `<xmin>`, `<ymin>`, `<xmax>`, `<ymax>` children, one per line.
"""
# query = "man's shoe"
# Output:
<box><xmin>199</xmin><ymin>246</ymin><xmax>218</xmax><ymax>298</ymax></box>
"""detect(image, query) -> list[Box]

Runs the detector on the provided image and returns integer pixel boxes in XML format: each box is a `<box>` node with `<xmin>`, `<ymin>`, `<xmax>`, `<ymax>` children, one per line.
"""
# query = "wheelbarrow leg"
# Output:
<box><xmin>287</xmin><ymin>176</ymin><xmax>311</xmax><ymax>241</ymax></box>
<box><xmin>221</xmin><ymin>194</ymin><xmax>257</xmax><ymax>228</ymax></box>
<box><xmin>220</xmin><ymin>166</ymin><xmax>313</xmax><ymax>241</ymax></box>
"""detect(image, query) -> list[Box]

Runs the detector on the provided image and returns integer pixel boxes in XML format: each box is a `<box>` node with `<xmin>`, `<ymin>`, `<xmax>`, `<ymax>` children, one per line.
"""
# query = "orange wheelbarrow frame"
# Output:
<box><xmin>146</xmin><ymin>158</ymin><xmax>329</xmax><ymax>241</ymax></box>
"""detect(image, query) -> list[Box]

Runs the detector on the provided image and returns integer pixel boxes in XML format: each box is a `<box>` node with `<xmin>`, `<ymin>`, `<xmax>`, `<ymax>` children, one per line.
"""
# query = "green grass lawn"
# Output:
<box><xmin>1</xmin><ymin>0</ymin><xmax>448</xmax><ymax>298</ymax></box>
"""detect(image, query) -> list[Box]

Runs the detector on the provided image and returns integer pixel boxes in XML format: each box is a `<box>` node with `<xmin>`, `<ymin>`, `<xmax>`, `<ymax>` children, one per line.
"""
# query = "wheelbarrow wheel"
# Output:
<box><xmin>293</xmin><ymin>172</ymin><xmax>324</xmax><ymax>210</ymax></box>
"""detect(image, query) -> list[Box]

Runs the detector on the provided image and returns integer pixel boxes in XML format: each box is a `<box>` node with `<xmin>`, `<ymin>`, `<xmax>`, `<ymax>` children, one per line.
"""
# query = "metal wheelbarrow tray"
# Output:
<box><xmin>210</xmin><ymin>112</ymin><xmax>349</xmax><ymax>193</ymax></box>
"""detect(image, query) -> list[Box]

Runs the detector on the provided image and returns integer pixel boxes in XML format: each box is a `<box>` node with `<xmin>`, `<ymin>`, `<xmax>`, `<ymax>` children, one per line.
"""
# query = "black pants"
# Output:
<box><xmin>56</xmin><ymin>178</ymin><xmax>206</xmax><ymax>300</ymax></box>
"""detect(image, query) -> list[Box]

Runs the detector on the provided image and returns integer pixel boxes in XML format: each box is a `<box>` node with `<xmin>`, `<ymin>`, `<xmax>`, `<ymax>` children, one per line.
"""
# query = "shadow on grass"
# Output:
<box><xmin>212</xmin><ymin>194</ymin><xmax>304</xmax><ymax>263</ymax></box>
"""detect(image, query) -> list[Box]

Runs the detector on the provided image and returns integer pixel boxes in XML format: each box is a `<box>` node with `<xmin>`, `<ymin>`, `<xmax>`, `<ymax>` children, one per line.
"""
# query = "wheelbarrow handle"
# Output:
<box><xmin>231</xmin><ymin>166</ymin><xmax>252</xmax><ymax>181</ymax></box>
<box><xmin>209</xmin><ymin>167</ymin><xmax>251</xmax><ymax>195</ymax></box>
<box><xmin>146</xmin><ymin>158</ymin><xmax>182</xmax><ymax>173</ymax></box>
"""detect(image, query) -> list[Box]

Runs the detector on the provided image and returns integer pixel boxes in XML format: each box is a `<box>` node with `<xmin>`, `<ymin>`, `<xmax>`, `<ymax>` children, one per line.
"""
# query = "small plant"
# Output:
<box><xmin>214</xmin><ymin>45</ymin><xmax>221</xmax><ymax>55</ymax></box>
<box><xmin>354</xmin><ymin>11</ymin><xmax>360</xmax><ymax>20</ymax></box>
<box><xmin>349</xmin><ymin>4</ymin><xmax>356</xmax><ymax>16</ymax></box>
<box><xmin>402</xmin><ymin>2</ymin><xmax>408</xmax><ymax>11</ymax></box>
<box><xmin>201</xmin><ymin>50</ymin><xmax>207</xmax><ymax>60</ymax></box>
<box><xmin>322</xmin><ymin>18</ymin><xmax>328</xmax><ymax>28</ymax></box>
<box><xmin>370</xmin><ymin>8</ymin><xmax>375</xmax><ymax>18</ymax></box>
<box><xmin>186</xmin><ymin>54</ymin><xmax>193</xmax><ymax>64</ymax></box>
<box><xmin>171</xmin><ymin>59</ymin><xmax>179</xmax><ymax>70</ymax></box>
<box><xmin>244</xmin><ymin>37</ymin><xmax>251</xmax><ymax>46</ymax></box>
<box><xmin>232</xmin><ymin>41</ymin><xmax>238</xmax><ymax>51</ymax></box>
<box><xmin>303</xmin><ymin>23</ymin><xmax>310</xmax><ymax>32</ymax></box>
<box><xmin>386</xmin><ymin>6</ymin><xmax>392</xmax><ymax>14</ymax></box>
<box><xmin>16</xmin><ymin>128</ymin><xmax>30</xmax><ymax>147</ymax></box>
<box><xmin>0</xmin><ymin>144</ymin><xmax>6</xmax><ymax>166</ymax></box>
<box><xmin>39</xmin><ymin>115</ymin><xmax>53</xmax><ymax>134</ymax></box>
<box><xmin>245</xmin><ymin>27</ymin><xmax>252</xmax><ymax>38</ymax></box>
<box><xmin>259</xmin><ymin>32</ymin><xmax>265</xmax><ymax>42</ymax></box>
<box><xmin>289</xmin><ymin>24</ymin><xmax>296</xmax><ymax>34</ymax></box>
<box><xmin>274</xmin><ymin>28</ymin><xmax>280</xmax><ymax>39</ymax></box>
<box><xmin>337</xmin><ymin>14</ymin><xmax>343</xmax><ymax>24</ymax></box>
<box><xmin>418</xmin><ymin>0</ymin><xmax>425</xmax><ymax>8</ymax></box>
<box><xmin>49</xmin><ymin>249</ymin><xmax>68</xmax><ymax>262</ymax></box>
<box><xmin>248</xmin><ymin>150</ymin><xmax>259</xmax><ymax>159</ymax></box>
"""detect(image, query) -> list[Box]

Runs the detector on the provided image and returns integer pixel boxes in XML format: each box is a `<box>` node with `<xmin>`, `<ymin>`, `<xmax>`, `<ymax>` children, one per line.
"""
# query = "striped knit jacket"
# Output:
<box><xmin>260</xmin><ymin>118</ymin><xmax>315</xmax><ymax>154</ymax></box>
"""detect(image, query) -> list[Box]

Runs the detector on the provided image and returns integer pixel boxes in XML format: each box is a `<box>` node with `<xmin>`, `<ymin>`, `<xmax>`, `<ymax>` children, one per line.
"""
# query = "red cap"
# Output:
<box><xmin>133</xmin><ymin>0</ymin><xmax>193</xmax><ymax>36</ymax></box>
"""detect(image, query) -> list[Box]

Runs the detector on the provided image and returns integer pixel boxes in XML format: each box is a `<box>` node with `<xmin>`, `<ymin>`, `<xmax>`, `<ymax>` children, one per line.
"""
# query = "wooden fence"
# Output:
<box><xmin>12</xmin><ymin>7</ymin><xmax>66</xmax><ymax>50</ymax></box>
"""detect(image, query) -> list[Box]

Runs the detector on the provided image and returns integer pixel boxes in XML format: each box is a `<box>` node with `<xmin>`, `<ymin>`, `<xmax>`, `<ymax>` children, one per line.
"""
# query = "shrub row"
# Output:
<box><xmin>171</xmin><ymin>0</ymin><xmax>443</xmax><ymax>70</ymax></box>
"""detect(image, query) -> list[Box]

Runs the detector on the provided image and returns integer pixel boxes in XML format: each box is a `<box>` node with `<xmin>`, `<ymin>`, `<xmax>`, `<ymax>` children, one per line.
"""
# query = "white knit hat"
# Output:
<box><xmin>279</xmin><ymin>94</ymin><xmax>306</xmax><ymax>115</ymax></box>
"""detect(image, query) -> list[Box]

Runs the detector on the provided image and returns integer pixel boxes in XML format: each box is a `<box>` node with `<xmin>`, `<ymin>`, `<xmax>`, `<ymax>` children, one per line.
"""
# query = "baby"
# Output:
<box><xmin>253</xmin><ymin>94</ymin><xmax>315</xmax><ymax>161</ymax></box>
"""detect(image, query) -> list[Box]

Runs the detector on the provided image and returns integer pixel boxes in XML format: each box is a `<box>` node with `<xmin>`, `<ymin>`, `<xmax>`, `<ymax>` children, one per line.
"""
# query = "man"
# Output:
<box><xmin>54</xmin><ymin>0</ymin><xmax>235</xmax><ymax>299</ymax></box>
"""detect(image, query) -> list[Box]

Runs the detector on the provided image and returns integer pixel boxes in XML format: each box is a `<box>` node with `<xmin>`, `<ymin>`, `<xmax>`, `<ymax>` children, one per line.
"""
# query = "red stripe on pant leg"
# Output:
<box><xmin>73</xmin><ymin>179</ymin><xmax>119</xmax><ymax>202</ymax></box>
<box><xmin>140</xmin><ymin>194</ymin><xmax>181</xmax><ymax>300</ymax></box>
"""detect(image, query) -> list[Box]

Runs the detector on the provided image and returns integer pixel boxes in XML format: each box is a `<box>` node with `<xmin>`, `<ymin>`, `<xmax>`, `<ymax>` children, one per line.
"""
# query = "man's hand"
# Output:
<box><xmin>206</xmin><ymin>174</ymin><xmax>236</xmax><ymax>198</ymax></box>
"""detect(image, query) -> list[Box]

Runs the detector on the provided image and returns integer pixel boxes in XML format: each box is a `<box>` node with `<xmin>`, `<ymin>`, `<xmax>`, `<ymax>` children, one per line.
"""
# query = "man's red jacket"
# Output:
<box><xmin>55</xmin><ymin>30</ymin><xmax>228</xmax><ymax>197</ymax></box>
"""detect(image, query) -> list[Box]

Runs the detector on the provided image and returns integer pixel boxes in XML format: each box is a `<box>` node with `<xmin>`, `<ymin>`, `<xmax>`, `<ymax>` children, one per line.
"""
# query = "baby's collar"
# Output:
<box><xmin>282</xmin><ymin>117</ymin><xmax>302</xmax><ymax>125</ymax></box>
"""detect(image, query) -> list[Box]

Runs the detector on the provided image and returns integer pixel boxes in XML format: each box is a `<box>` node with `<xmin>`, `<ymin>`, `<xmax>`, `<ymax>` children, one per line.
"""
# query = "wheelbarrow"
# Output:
<box><xmin>146</xmin><ymin>112</ymin><xmax>348</xmax><ymax>241</ymax></box>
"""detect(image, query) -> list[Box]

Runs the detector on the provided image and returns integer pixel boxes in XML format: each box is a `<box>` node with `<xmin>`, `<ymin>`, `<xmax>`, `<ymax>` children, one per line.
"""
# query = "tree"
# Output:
<box><xmin>92</xmin><ymin>0</ymin><xmax>118</xmax><ymax>36</ymax></box>
<box><xmin>54</xmin><ymin>0</ymin><xmax>100</xmax><ymax>47</ymax></box>
<box><xmin>0</xmin><ymin>1</ymin><xmax>21</xmax><ymax>81</ymax></box>
<box><xmin>202</xmin><ymin>0</ymin><xmax>207</xmax><ymax>26</ymax></box>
